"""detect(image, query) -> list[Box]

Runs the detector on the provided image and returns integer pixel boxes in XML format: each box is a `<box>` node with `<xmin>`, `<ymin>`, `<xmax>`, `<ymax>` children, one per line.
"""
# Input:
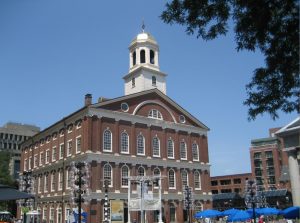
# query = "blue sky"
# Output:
<box><xmin>0</xmin><ymin>1</ymin><xmax>297</xmax><ymax>176</ymax></box>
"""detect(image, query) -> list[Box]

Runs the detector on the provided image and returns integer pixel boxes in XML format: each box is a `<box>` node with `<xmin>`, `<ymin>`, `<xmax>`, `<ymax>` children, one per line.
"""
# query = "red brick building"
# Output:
<box><xmin>20</xmin><ymin>30</ymin><xmax>212</xmax><ymax>223</ymax></box>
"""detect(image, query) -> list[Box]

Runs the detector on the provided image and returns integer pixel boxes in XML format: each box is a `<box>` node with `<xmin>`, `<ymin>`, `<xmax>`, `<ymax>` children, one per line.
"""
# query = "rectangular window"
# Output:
<box><xmin>28</xmin><ymin>157</ymin><xmax>32</xmax><ymax>169</ymax></box>
<box><xmin>24</xmin><ymin>159</ymin><xmax>27</xmax><ymax>171</ymax></box>
<box><xmin>58</xmin><ymin>171</ymin><xmax>63</xmax><ymax>191</ymax></box>
<box><xmin>40</xmin><ymin>152</ymin><xmax>44</xmax><ymax>166</ymax></box>
<box><xmin>46</xmin><ymin>150</ymin><xmax>50</xmax><ymax>164</ymax></box>
<box><xmin>44</xmin><ymin>175</ymin><xmax>48</xmax><ymax>192</ymax></box>
<box><xmin>51</xmin><ymin>173</ymin><xmax>55</xmax><ymax>192</ymax></box>
<box><xmin>220</xmin><ymin>179</ymin><xmax>231</xmax><ymax>185</ymax></box>
<box><xmin>59</xmin><ymin>143</ymin><xmax>64</xmax><ymax>159</ymax></box>
<box><xmin>167</xmin><ymin>139</ymin><xmax>174</xmax><ymax>159</ymax></box>
<box><xmin>38</xmin><ymin>176</ymin><xmax>42</xmax><ymax>193</ymax></box>
<box><xmin>67</xmin><ymin>140</ymin><xmax>72</xmax><ymax>156</ymax></box>
<box><xmin>52</xmin><ymin>146</ymin><xmax>57</xmax><ymax>162</ymax></box>
<box><xmin>233</xmin><ymin>178</ymin><xmax>241</xmax><ymax>184</ymax></box>
<box><xmin>76</xmin><ymin>136</ymin><xmax>81</xmax><ymax>153</ymax></box>
<box><xmin>66</xmin><ymin>169</ymin><xmax>71</xmax><ymax>189</ymax></box>
<box><xmin>50</xmin><ymin>208</ymin><xmax>54</xmax><ymax>223</ymax></box>
<box><xmin>43</xmin><ymin>208</ymin><xmax>47</xmax><ymax>221</ymax></box>
<box><xmin>34</xmin><ymin>155</ymin><xmax>38</xmax><ymax>168</ymax></box>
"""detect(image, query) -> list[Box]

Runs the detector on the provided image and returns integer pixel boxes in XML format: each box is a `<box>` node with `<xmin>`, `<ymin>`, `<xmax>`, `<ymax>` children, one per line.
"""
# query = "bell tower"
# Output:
<box><xmin>123</xmin><ymin>25</ymin><xmax>167</xmax><ymax>95</ymax></box>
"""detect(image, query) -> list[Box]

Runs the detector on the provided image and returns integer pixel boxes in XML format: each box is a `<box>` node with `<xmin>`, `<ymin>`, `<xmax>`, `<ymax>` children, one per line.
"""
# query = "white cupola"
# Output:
<box><xmin>123</xmin><ymin>26</ymin><xmax>167</xmax><ymax>95</ymax></box>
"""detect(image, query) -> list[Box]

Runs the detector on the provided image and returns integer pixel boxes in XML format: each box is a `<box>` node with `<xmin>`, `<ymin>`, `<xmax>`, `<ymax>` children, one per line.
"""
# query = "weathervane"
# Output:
<box><xmin>142</xmin><ymin>19</ymin><xmax>145</xmax><ymax>32</ymax></box>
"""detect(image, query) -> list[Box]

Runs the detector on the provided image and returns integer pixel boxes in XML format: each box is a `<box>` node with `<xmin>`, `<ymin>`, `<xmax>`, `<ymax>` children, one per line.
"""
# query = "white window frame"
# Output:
<box><xmin>46</xmin><ymin>150</ymin><xmax>50</xmax><ymax>164</ymax></box>
<box><xmin>24</xmin><ymin>159</ymin><xmax>27</xmax><ymax>171</ymax></box>
<box><xmin>103</xmin><ymin>129</ymin><xmax>112</xmax><ymax>152</ymax></box>
<box><xmin>148</xmin><ymin>109</ymin><xmax>163</xmax><ymax>120</ymax></box>
<box><xmin>194</xmin><ymin>171</ymin><xmax>201</xmax><ymax>190</ymax></box>
<box><xmin>103</xmin><ymin>163</ymin><xmax>113</xmax><ymax>187</ymax></box>
<box><xmin>67</xmin><ymin>125</ymin><xmax>73</xmax><ymax>133</ymax></box>
<box><xmin>49</xmin><ymin>207</ymin><xmax>55</xmax><ymax>223</ymax></box>
<box><xmin>192</xmin><ymin>143</ymin><xmax>199</xmax><ymax>161</ymax></box>
<box><xmin>120</xmin><ymin>131</ymin><xmax>129</xmax><ymax>154</ymax></box>
<box><xmin>58</xmin><ymin>170</ymin><xmax>63</xmax><ymax>191</ymax></box>
<box><xmin>40</xmin><ymin>152</ymin><xmax>44</xmax><ymax>166</ymax></box>
<box><xmin>38</xmin><ymin>176</ymin><xmax>42</xmax><ymax>194</ymax></box>
<box><xmin>52</xmin><ymin>146</ymin><xmax>57</xmax><ymax>162</ymax></box>
<box><xmin>137</xmin><ymin>134</ymin><xmax>145</xmax><ymax>156</ymax></box>
<box><xmin>51</xmin><ymin>172</ymin><xmax>55</xmax><ymax>192</ymax></box>
<box><xmin>66</xmin><ymin>169</ymin><xmax>71</xmax><ymax>189</ymax></box>
<box><xmin>57</xmin><ymin>207</ymin><xmax>62</xmax><ymax>223</ymax></box>
<box><xmin>28</xmin><ymin>156</ymin><xmax>32</xmax><ymax>170</ymax></box>
<box><xmin>180</xmin><ymin>140</ymin><xmax>187</xmax><ymax>160</ymax></box>
<box><xmin>138</xmin><ymin>166</ymin><xmax>145</xmax><ymax>176</ymax></box>
<box><xmin>59</xmin><ymin>143</ymin><xmax>64</xmax><ymax>159</ymax></box>
<box><xmin>168</xmin><ymin>169</ymin><xmax>176</xmax><ymax>189</ymax></box>
<box><xmin>43</xmin><ymin>208</ymin><xmax>47</xmax><ymax>221</ymax></box>
<box><xmin>44</xmin><ymin>175</ymin><xmax>48</xmax><ymax>192</ymax></box>
<box><xmin>152</xmin><ymin>136</ymin><xmax>160</xmax><ymax>157</ymax></box>
<box><xmin>167</xmin><ymin>139</ymin><xmax>175</xmax><ymax>159</ymax></box>
<box><xmin>76</xmin><ymin>136</ymin><xmax>82</xmax><ymax>154</ymax></box>
<box><xmin>34</xmin><ymin>155</ymin><xmax>38</xmax><ymax>168</ymax></box>
<box><xmin>181</xmin><ymin>170</ymin><xmax>189</xmax><ymax>187</ymax></box>
<box><xmin>67</xmin><ymin>140</ymin><xmax>72</xmax><ymax>157</ymax></box>
<box><xmin>121</xmin><ymin>165</ymin><xmax>130</xmax><ymax>188</ymax></box>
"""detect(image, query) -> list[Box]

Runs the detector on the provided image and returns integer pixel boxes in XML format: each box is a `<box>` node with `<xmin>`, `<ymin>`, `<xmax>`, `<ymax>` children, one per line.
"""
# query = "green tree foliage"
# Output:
<box><xmin>0</xmin><ymin>151</ymin><xmax>14</xmax><ymax>186</ymax></box>
<box><xmin>161</xmin><ymin>0</ymin><xmax>299</xmax><ymax>120</ymax></box>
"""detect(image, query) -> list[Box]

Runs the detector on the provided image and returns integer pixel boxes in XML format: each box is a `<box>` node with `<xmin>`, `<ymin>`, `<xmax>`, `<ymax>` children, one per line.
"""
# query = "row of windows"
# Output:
<box><xmin>104</xmin><ymin>129</ymin><xmax>200</xmax><ymax>161</ymax></box>
<box><xmin>24</xmin><ymin>121</ymin><xmax>82</xmax><ymax>152</ymax></box>
<box><xmin>0</xmin><ymin>142</ymin><xmax>20</xmax><ymax>150</ymax></box>
<box><xmin>35</xmin><ymin>165</ymin><xmax>202</xmax><ymax>194</ymax></box>
<box><xmin>0</xmin><ymin>133</ymin><xmax>29</xmax><ymax>141</ymax></box>
<box><xmin>24</xmin><ymin>136</ymin><xmax>82</xmax><ymax>170</ymax></box>
<box><xmin>132</xmin><ymin>49</ymin><xmax>155</xmax><ymax>66</ymax></box>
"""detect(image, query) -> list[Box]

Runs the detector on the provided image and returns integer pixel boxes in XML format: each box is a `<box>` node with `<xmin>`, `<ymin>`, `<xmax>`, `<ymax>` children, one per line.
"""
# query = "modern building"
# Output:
<box><xmin>19</xmin><ymin>30</ymin><xmax>212</xmax><ymax>223</ymax></box>
<box><xmin>0</xmin><ymin>122</ymin><xmax>40</xmax><ymax>179</ymax></box>
<box><xmin>250</xmin><ymin>128</ymin><xmax>290</xmax><ymax>191</ymax></box>
<box><xmin>276</xmin><ymin>117</ymin><xmax>300</xmax><ymax>206</ymax></box>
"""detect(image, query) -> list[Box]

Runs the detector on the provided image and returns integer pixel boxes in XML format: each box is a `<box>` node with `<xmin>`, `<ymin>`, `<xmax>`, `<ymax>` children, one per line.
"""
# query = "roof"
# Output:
<box><xmin>276</xmin><ymin>117</ymin><xmax>300</xmax><ymax>136</ymax></box>
<box><xmin>0</xmin><ymin>184</ymin><xmax>34</xmax><ymax>201</ymax></box>
<box><xmin>91</xmin><ymin>88</ymin><xmax>209</xmax><ymax>131</ymax></box>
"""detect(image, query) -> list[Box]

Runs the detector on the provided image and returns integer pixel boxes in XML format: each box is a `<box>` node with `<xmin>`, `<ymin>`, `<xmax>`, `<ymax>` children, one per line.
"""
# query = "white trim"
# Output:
<box><xmin>121</xmin><ymin>165</ymin><xmax>130</xmax><ymax>188</ymax></box>
<box><xmin>137</xmin><ymin>133</ymin><xmax>145</xmax><ymax>156</ymax></box>
<box><xmin>103</xmin><ymin>129</ymin><xmax>113</xmax><ymax>152</ymax></box>
<box><xmin>59</xmin><ymin>143</ymin><xmax>64</xmax><ymax>159</ymax></box>
<box><xmin>120</xmin><ymin>131</ymin><xmax>129</xmax><ymax>154</ymax></box>
<box><xmin>67</xmin><ymin>139</ymin><xmax>72</xmax><ymax>157</ymax></box>
<box><xmin>76</xmin><ymin>135</ymin><xmax>82</xmax><ymax>154</ymax></box>
<box><xmin>133</xmin><ymin>100</ymin><xmax>177</xmax><ymax>123</ymax></box>
<box><xmin>168</xmin><ymin>169</ymin><xmax>176</xmax><ymax>189</ymax></box>
<box><xmin>52</xmin><ymin>146</ymin><xmax>57</xmax><ymax>162</ymax></box>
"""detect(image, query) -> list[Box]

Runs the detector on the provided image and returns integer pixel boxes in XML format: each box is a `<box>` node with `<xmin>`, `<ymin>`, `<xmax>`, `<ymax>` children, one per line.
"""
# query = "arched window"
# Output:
<box><xmin>140</xmin><ymin>49</ymin><xmax>145</xmax><ymax>63</ymax></box>
<box><xmin>138</xmin><ymin>166</ymin><xmax>145</xmax><ymax>176</ymax></box>
<box><xmin>194</xmin><ymin>171</ymin><xmax>201</xmax><ymax>189</ymax></box>
<box><xmin>168</xmin><ymin>169</ymin><xmax>176</xmax><ymax>189</ymax></box>
<box><xmin>150</xmin><ymin>50</ymin><xmax>155</xmax><ymax>64</ymax></box>
<box><xmin>180</xmin><ymin>141</ymin><xmax>187</xmax><ymax>160</ymax></box>
<box><xmin>132</xmin><ymin>51</ymin><xmax>136</xmax><ymax>66</ymax></box>
<box><xmin>121</xmin><ymin>132</ymin><xmax>129</xmax><ymax>153</ymax></box>
<box><xmin>192</xmin><ymin>143</ymin><xmax>199</xmax><ymax>161</ymax></box>
<box><xmin>137</xmin><ymin>134</ymin><xmax>145</xmax><ymax>155</ymax></box>
<box><xmin>167</xmin><ymin>139</ymin><xmax>174</xmax><ymax>159</ymax></box>
<box><xmin>148</xmin><ymin>109</ymin><xmax>163</xmax><ymax>120</ymax></box>
<box><xmin>103</xmin><ymin>129</ymin><xmax>112</xmax><ymax>152</ymax></box>
<box><xmin>121</xmin><ymin>165</ymin><xmax>129</xmax><ymax>187</ymax></box>
<box><xmin>152</xmin><ymin>136</ymin><xmax>160</xmax><ymax>157</ymax></box>
<box><xmin>152</xmin><ymin>75</ymin><xmax>157</xmax><ymax>86</ymax></box>
<box><xmin>103</xmin><ymin>163</ymin><xmax>112</xmax><ymax>186</ymax></box>
<box><xmin>181</xmin><ymin>170</ymin><xmax>188</xmax><ymax>187</ymax></box>
<box><xmin>153</xmin><ymin>168</ymin><xmax>160</xmax><ymax>176</ymax></box>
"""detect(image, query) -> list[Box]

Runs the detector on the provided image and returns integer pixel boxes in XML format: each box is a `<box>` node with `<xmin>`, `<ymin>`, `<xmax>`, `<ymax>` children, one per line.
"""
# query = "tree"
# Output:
<box><xmin>161</xmin><ymin>0</ymin><xmax>299</xmax><ymax>120</ymax></box>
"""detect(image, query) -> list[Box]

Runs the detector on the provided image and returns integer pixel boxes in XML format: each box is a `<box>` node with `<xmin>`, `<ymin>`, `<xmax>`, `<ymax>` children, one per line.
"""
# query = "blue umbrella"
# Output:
<box><xmin>281</xmin><ymin>206</ymin><xmax>300</xmax><ymax>219</ymax></box>
<box><xmin>257</xmin><ymin>207</ymin><xmax>280</xmax><ymax>216</ymax></box>
<box><xmin>221</xmin><ymin>208</ymin><xmax>239</xmax><ymax>216</ymax></box>
<box><xmin>246</xmin><ymin>208</ymin><xmax>261</xmax><ymax>217</ymax></box>
<box><xmin>227</xmin><ymin>210</ymin><xmax>251</xmax><ymax>222</ymax></box>
<box><xmin>194</xmin><ymin>209</ymin><xmax>222</xmax><ymax>218</ymax></box>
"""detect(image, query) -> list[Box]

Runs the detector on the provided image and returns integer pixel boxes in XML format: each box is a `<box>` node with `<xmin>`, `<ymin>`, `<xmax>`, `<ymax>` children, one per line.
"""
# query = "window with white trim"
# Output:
<box><xmin>65</xmin><ymin>207</ymin><xmax>71</xmax><ymax>223</ymax></box>
<box><xmin>152</xmin><ymin>75</ymin><xmax>157</xmax><ymax>86</ymax></box>
<box><xmin>138</xmin><ymin>166</ymin><xmax>145</xmax><ymax>176</ymax></box>
<box><xmin>194</xmin><ymin>171</ymin><xmax>201</xmax><ymax>190</ymax></box>
<box><xmin>52</xmin><ymin>146</ymin><xmax>57</xmax><ymax>162</ymax></box>
<box><xmin>66</xmin><ymin>169</ymin><xmax>71</xmax><ymax>189</ymax></box>
<box><xmin>168</xmin><ymin>169</ymin><xmax>176</xmax><ymax>189</ymax></box>
<box><xmin>103</xmin><ymin>163</ymin><xmax>112</xmax><ymax>186</ymax></box>
<box><xmin>137</xmin><ymin>134</ymin><xmax>145</xmax><ymax>155</ymax></box>
<box><xmin>181</xmin><ymin>170</ymin><xmax>188</xmax><ymax>187</ymax></box>
<box><xmin>43</xmin><ymin>208</ymin><xmax>47</xmax><ymax>222</ymax></box>
<box><xmin>34</xmin><ymin>155</ymin><xmax>38</xmax><ymax>168</ymax></box>
<box><xmin>59</xmin><ymin>143</ymin><xmax>64</xmax><ymax>159</ymax></box>
<box><xmin>152</xmin><ymin>136</ymin><xmax>160</xmax><ymax>157</ymax></box>
<box><xmin>167</xmin><ymin>139</ymin><xmax>174</xmax><ymax>159</ymax></box>
<box><xmin>153</xmin><ymin>168</ymin><xmax>161</xmax><ymax>188</ymax></box>
<box><xmin>57</xmin><ymin>207</ymin><xmax>62</xmax><ymax>223</ymax></box>
<box><xmin>46</xmin><ymin>150</ymin><xmax>50</xmax><ymax>164</ymax></box>
<box><xmin>29</xmin><ymin>156</ymin><xmax>32</xmax><ymax>169</ymax></box>
<box><xmin>51</xmin><ymin>172</ymin><xmax>56</xmax><ymax>192</ymax></box>
<box><xmin>49</xmin><ymin>207</ymin><xmax>55</xmax><ymax>223</ymax></box>
<box><xmin>76</xmin><ymin>120</ymin><xmax>82</xmax><ymax>129</ymax></box>
<box><xmin>148</xmin><ymin>109</ymin><xmax>163</xmax><ymax>120</ymax></box>
<box><xmin>103</xmin><ymin>129</ymin><xmax>112</xmax><ymax>152</ymax></box>
<box><xmin>67</xmin><ymin>140</ymin><xmax>72</xmax><ymax>156</ymax></box>
<box><xmin>38</xmin><ymin>176</ymin><xmax>42</xmax><ymax>193</ymax></box>
<box><xmin>121</xmin><ymin>165</ymin><xmax>129</xmax><ymax>187</ymax></box>
<box><xmin>180</xmin><ymin>141</ymin><xmax>187</xmax><ymax>160</ymax></box>
<box><xmin>44</xmin><ymin>175</ymin><xmax>48</xmax><ymax>192</ymax></box>
<box><xmin>120</xmin><ymin>132</ymin><xmax>129</xmax><ymax>153</ymax></box>
<box><xmin>40</xmin><ymin>152</ymin><xmax>44</xmax><ymax>166</ymax></box>
<box><xmin>76</xmin><ymin>136</ymin><xmax>81</xmax><ymax>153</ymax></box>
<box><xmin>24</xmin><ymin>159</ymin><xmax>27</xmax><ymax>171</ymax></box>
<box><xmin>58</xmin><ymin>170</ymin><xmax>63</xmax><ymax>191</ymax></box>
<box><xmin>192</xmin><ymin>143</ymin><xmax>199</xmax><ymax>161</ymax></box>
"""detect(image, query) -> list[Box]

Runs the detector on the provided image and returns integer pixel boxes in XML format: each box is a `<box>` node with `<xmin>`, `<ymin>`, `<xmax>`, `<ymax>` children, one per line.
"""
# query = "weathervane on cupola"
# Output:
<box><xmin>123</xmin><ymin>22</ymin><xmax>168</xmax><ymax>96</ymax></box>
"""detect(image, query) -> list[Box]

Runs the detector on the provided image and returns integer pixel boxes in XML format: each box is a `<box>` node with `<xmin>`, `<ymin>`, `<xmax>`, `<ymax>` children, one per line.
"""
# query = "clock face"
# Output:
<box><xmin>121</xmin><ymin>102</ymin><xmax>129</xmax><ymax>112</ymax></box>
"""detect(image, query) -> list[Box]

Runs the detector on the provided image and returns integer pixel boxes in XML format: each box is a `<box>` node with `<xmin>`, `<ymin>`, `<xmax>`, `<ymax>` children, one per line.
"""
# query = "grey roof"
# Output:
<box><xmin>0</xmin><ymin>184</ymin><xmax>34</xmax><ymax>201</ymax></box>
<box><xmin>212</xmin><ymin>193</ymin><xmax>240</xmax><ymax>201</ymax></box>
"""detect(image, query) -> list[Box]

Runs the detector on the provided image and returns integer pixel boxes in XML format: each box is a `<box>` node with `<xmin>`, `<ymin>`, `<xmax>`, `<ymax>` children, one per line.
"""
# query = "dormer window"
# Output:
<box><xmin>148</xmin><ymin>109</ymin><xmax>163</xmax><ymax>120</ymax></box>
<box><xmin>150</xmin><ymin>50</ymin><xmax>155</xmax><ymax>64</ymax></box>
<box><xmin>152</xmin><ymin>76</ymin><xmax>157</xmax><ymax>86</ymax></box>
<box><xmin>140</xmin><ymin>49</ymin><xmax>145</xmax><ymax>63</ymax></box>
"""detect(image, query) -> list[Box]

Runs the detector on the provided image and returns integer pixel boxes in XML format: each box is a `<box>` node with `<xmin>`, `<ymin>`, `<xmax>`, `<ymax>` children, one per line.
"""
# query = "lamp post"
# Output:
<box><xmin>183</xmin><ymin>186</ymin><xmax>193</xmax><ymax>223</ymax></box>
<box><xmin>103</xmin><ymin>179</ymin><xmax>110</xmax><ymax>223</ymax></box>
<box><xmin>19</xmin><ymin>171</ymin><xmax>34</xmax><ymax>223</ymax></box>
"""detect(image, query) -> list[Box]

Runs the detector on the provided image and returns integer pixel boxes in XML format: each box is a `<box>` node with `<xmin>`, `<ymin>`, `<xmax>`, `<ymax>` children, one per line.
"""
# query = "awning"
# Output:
<box><xmin>0</xmin><ymin>184</ymin><xmax>34</xmax><ymax>201</ymax></box>
<box><xmin>212</xmin><ymin>193</ymin><xmax>240</xmax><ymax>201</ymax></box>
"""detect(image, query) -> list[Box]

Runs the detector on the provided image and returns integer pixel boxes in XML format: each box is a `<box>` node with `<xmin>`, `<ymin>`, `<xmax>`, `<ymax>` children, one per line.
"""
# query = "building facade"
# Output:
<box><xmin>250</xmin><ymin>128</ymin><xmax>290</xmax><ymax>191</ymax></box>
<box><xmin>0</xmin><ymin>122</ymin><xmax>40</xmax><ymax>179</ymax></box>
<box><xmin>20</xmin><ymin>30</ymin><xmax>212</xmax><ymax>223</ymax></box>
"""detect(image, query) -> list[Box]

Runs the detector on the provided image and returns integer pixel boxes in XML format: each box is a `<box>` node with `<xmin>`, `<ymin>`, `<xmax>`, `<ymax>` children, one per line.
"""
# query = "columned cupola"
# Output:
<box><xmin>123</xmin><ymin>26</ymin><xmax>167</xmax><ymax>95</ymax></box>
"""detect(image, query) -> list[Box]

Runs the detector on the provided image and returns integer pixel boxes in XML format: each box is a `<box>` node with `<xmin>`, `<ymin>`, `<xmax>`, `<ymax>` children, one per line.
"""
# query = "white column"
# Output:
<box><xmin>287</xmin><ymin>149</ymin><xmax>300</xmax><ymax>206</ymax></box>
<box><xmin>155</xmin><ymin>51</ymin><xmax>159</xmax><ymax>68</ymax></box>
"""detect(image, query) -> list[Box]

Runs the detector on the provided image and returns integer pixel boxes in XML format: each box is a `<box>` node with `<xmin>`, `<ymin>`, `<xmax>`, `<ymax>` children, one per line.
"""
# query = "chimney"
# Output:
<box><xmin>84</xmin><ymin>94</ymin><xmax>92</xmax><ymax>106</ymax></box>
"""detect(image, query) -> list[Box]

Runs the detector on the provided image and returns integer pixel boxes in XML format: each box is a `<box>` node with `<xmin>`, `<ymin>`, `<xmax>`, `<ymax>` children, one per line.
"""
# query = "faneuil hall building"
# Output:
<box><xmin>19</xmin><ymin>28</ymin><xmax>212</xmax><ymax>223</ymax></box>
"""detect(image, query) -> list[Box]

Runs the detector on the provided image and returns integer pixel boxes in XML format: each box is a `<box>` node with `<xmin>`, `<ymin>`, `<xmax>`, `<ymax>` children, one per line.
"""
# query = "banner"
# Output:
<box><xmin>110</xmin><ymin>200</ymin><xmax>124</xmax><ymax>223</ymax></box>
<box><xmin>143</xmin><ymin>199</ymin><xmax>161</xmax><ymax>211</ymax></box>
<box><xmin>129</xmin><ymin>198</ymin><xmax>141</xmax><ymax>211</ymax></box>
